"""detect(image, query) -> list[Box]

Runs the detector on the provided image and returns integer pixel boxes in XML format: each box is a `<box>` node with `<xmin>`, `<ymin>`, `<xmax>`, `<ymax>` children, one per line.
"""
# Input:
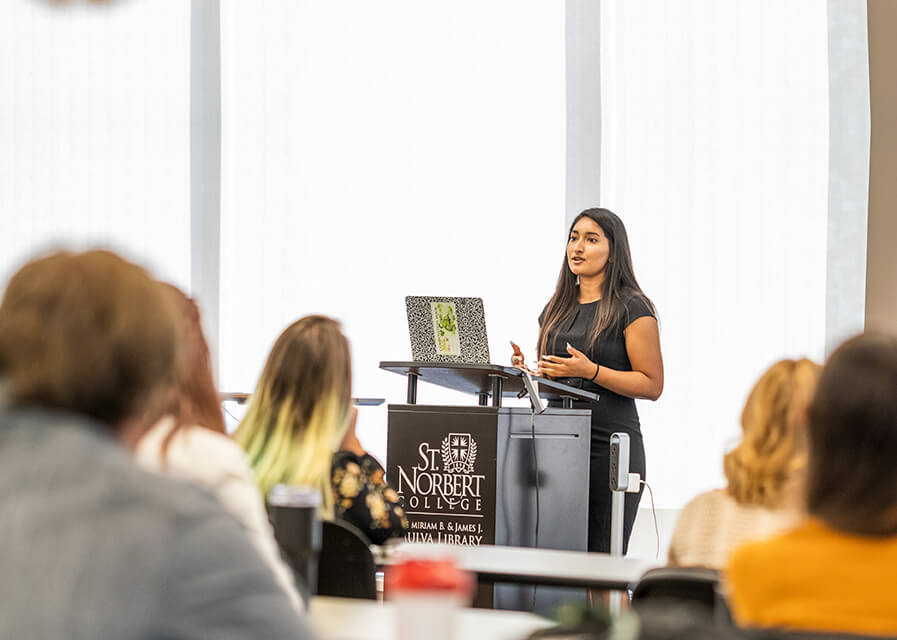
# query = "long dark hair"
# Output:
<box><xmin>537</xmin><ymin>208</ymin><xmax>654</xmax><ymax>358</ymax></box>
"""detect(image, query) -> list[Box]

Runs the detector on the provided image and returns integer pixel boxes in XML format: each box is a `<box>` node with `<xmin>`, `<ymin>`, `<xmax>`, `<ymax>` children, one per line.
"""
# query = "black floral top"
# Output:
<box><xmin>330</xmin><ymin>451</ymin><xmax>409</xmax><ymax>545</ymax></box>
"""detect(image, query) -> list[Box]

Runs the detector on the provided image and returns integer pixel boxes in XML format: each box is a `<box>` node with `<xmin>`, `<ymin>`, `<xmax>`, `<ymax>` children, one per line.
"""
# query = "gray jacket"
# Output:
<box><xmin>0</xmin><ymin>409</ymin><xmax>315</xmax><ymax>639</ymax></box>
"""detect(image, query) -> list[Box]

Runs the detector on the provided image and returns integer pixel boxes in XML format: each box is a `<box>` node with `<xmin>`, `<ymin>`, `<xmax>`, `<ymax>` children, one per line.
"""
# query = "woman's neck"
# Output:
<box><xmin>578</xmin><ymin>273</ymin><xmax>604</xmax><ymax>303</ymax></box>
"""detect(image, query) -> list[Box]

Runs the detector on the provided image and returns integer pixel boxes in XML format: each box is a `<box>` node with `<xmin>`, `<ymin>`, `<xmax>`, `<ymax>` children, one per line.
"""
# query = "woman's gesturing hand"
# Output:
<box><xmin>538</xmin><ymin>343</ymin><xmax>597</xmax><ymax>380</ymax></box>
<box><xmin>510</xmin><ymin>341</ymin><xmax>537</xmax><ymax>375</ymax></box>
<box><xmin>510</xmin><ymin>341</ymin><xmax>525</xmax><ymax>367</ymax></box>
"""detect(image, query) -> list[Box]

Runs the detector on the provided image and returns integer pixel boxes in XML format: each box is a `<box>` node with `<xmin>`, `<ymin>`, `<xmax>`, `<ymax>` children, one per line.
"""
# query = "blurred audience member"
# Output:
<box><xmin>134</xmin><ymin>284</ymin><xmax>302</xmax><ymax>608</ymax></box>
<box><xmin>0</xmin><ymin>250</ymin><xmax>312</xmax><ymax>639</ymax></box>
<box><xmin>236</xmin><ymin>315</ymin><xmax>408</xmax><ymax>545</ymax></box>
<box><xmin>729</xmin><ymin>334</ymin><xmax>897</xmax><ymax>636</ymax></box>
<box><xmin>668</xmin><ymin>358</ymin><xmax>819</xmax><ymax>568</ymax></box>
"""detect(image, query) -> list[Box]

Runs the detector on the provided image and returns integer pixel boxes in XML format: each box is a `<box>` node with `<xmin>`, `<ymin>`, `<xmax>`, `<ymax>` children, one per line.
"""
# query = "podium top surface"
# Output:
<box><xmin>379</xmin><ymin>361</ymin><xmax>598</xmax><ymax>402</ymax></box>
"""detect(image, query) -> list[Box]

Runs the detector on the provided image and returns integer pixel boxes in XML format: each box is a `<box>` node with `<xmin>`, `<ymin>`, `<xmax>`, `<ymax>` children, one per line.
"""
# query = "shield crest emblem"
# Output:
<box><xmin>441</xmin><ymin>432</ymin><xmax>477</xmax><ymax>474</ymax></box>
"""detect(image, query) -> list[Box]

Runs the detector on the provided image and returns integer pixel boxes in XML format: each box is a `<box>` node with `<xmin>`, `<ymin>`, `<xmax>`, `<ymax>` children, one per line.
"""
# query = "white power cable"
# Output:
<box><xmin>641</xmin><ymin>480</ymin><xmax>660</xmax><ymax>560</ymax></box>
<box><xmin>623</xmin><ymin>473</ymin><xmax>660</xmax><ymax>560</ymax></box>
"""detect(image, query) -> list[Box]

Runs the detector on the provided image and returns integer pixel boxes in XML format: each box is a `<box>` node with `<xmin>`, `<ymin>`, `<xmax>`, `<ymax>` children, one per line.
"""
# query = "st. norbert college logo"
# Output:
<box><xmin>397</xmin><ymin>431</ymin><xmax>487</xmax><ymax>544</ymax></box>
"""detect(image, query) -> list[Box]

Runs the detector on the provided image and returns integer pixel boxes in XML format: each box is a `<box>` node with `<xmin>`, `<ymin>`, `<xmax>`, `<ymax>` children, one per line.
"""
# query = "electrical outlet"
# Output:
<box><xmin>609</xmin><ymin>433</ymin><xmax>630</xmax><ymax>491</ymax></box>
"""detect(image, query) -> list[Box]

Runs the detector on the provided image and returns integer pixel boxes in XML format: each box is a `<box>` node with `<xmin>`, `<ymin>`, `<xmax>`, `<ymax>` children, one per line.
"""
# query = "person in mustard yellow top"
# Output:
<box><xmin>728</xmin><ymin>334</ymin><xmax>897</xmax><ymax>637</ymax></box>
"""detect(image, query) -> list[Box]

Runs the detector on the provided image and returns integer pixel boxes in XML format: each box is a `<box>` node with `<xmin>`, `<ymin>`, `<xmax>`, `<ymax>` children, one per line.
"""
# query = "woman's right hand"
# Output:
<box><xmin>510</xmin><ymin>341</ymin><xmax>536</xmax><ymax>374</ymax></box>
<box><xmin>510</xmin><ymin>341</ymin><xmax>525</xmax><ymax>367</ymax></box>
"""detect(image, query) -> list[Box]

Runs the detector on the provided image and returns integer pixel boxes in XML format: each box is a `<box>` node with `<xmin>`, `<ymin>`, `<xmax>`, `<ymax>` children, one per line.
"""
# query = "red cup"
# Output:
<box><xmin>387</xmin><ymin>558</ymin><xmax>473</xmax><ymax>640</ymax></box>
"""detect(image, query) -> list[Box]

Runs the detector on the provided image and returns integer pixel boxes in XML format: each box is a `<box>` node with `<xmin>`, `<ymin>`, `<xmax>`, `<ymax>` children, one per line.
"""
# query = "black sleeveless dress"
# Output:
<box><xmin>540</xmin><ymin>294</ymin><xmax>653</xmax><ymax>553</ymax></box>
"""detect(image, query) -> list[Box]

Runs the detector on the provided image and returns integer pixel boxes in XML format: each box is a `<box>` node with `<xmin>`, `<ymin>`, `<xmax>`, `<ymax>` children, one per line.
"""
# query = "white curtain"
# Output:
<box><xmin>220</xmin><ymin>1</ymin><xmax>566</xmax><ymax>455</ymax></box>
<box><xmin>600</xmin><ymin>1</ymin><xmax>829</xmax><ymax>507</ymax></box>
<box><xmin>0</xmin><ymin>0</ymin><xmax>191</xmax><ymax>289</ymax></box>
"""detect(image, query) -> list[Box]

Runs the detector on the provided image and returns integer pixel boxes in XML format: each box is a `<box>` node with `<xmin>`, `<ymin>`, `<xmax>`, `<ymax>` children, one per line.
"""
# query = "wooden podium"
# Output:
<box><xmin>381</xmin><ymin>362</ymin><xmax>596</xmax><ymax>610</ymax></box>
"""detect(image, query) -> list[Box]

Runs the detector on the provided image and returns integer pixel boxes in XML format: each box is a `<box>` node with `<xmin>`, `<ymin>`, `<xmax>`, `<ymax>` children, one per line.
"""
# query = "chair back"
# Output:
<box><xmin>267</xmin><ymin>489</ymin><xmax>321</xmax><ymax>604</ymax></box>
<box><xmin>316</xmin><ymin>519</ymin><xmax>377</xmax><ymax>599</ymax></box>
<box><xmin>631</xmin><ymin>567</ymin><xmax>729</xmax><ymax>622</ymax></box>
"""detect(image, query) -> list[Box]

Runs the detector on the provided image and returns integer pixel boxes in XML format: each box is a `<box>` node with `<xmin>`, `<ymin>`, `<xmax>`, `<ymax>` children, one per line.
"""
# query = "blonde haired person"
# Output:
<box><xmin>667</xmin><ymin>358</ymin><xmax>820</xmax><ymax>569</ymax></box>
<box><xmin>236</xmin><ymin>316</ymin><xmax>408</xmax><ymax>544</ymax></box>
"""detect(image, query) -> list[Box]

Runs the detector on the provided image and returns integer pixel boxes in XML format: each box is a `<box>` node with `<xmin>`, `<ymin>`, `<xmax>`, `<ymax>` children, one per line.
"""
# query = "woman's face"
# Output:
<box><xmin>567</xmin><ymin>216</ymin><xmax>611</xmax><ymax>278</ymax></box>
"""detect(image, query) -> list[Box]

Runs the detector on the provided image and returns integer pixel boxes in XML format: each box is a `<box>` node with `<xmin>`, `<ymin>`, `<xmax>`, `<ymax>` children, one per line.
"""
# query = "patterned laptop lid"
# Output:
<box><xmin>405</xmin><ymin>296</ymin><xmax>490</xmax><ymax>364</ymax></box>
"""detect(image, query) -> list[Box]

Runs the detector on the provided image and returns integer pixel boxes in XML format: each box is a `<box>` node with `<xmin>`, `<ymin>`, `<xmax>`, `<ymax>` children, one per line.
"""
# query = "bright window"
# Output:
<box><xmin>0</xmin><ymin>0</ymin><xmax>191</xmax><ymax>287</ymax></box>
<box><xmin>220</xmin><ymin>2</ymin><xmax>566</xmax><ymax>455</ymax></box>
<box><xmin>600</xmin><ymin>0</ymin><xmax>829</xmax><ymax>507</ymax></box>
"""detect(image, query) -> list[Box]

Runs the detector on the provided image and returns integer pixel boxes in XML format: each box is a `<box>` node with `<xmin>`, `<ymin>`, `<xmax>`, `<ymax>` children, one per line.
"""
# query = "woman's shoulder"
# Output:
<box><xmin>332</xmin><ymin>449</ymin><xmax>361</xmax><ymax>467</ymax></box>
<box><xmin>172</xmin><ymin>424</ymin><xmax>246</xmax><ymax>462</ymax></box>
<box><xmin>621</xmin><ymin>291</ymin><xmax>654</xmax><ymax>317</ymax></box>
<box><xmin>668</xmin><ymin>490</ymin><xmax>728</xmax><ymax>564</ymax></box>
<box><xmin>675</xmin><ymin>489</ymin><xmax>733</xmax><ymax>527</ymax></box>
<box><xmin>674</xmin><ymin>489</ymin><xmax>752</xmax><ymax>535</ymax></box>
<box><xmin>684</xmin><ymin>488</ymin><xmax>730</xmax><ymax>509</ymax></box>
<box><xmin>679</xmin><ymin>489</ymin><xmax>800</xmax><ymax>530</ymax></box>
<box><xmin>134</xmin><ymin>417</ymin><xmax>177</xmax><ymax>470</ymax></box>
<box><xmin>332</xmin><ymin>450</ymin><xmax>385</xmax><ymax>478</ymax></box>
<box><xmin>136</xmin><ymin>418</ymin><xmax>252</xmax><ymax>484</ymax></box>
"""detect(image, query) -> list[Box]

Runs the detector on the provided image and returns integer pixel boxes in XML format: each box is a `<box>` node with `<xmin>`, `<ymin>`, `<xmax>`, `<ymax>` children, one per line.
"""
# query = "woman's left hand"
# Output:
<box><xmin>538</xmin><ymin>344</ymin><xmax>597</xmax><ymax>380</ymax></box>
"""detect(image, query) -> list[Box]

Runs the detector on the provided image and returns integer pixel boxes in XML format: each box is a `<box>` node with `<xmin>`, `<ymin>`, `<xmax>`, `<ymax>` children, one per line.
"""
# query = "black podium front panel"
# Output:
<box><xmin>388</xmin><ymin>405</ymin><xmax>499</xmax><ymax>546</ymax></box>
<box><xmin>386</xmin><ymin>404</ymin><xmax>591</xmax><ymax>610</ymax></box>
<box><xmin>386</xmin><ymin>404</ymin><xmax>591</xmax><ymax>549</ymax></box>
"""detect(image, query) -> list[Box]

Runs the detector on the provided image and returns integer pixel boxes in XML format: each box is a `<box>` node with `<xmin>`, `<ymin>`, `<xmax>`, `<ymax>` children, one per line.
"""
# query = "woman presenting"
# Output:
<box><xmin>512</xmin><ymin>208</ymin><xmax>663</xmax><ymax>553</ymax></box>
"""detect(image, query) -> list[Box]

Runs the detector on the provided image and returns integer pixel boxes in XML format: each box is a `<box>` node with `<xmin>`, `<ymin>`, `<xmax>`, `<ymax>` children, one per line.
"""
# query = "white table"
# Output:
<box><xmin>378</xmin><ymin>543</ymin><xmax>660</xmax><ymax>591</ymax></box>
<box><xmin>309</xmin><ymin>596</ymin><xmax>553</xmax><ymax>640</ymax></box>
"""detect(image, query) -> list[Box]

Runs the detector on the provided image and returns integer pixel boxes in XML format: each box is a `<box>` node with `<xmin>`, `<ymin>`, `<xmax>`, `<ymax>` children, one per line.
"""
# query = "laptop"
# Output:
<box><xmin>405</xmin><ymin>296</ymin><xmax>490</xmax><ymax>363</ymax></box>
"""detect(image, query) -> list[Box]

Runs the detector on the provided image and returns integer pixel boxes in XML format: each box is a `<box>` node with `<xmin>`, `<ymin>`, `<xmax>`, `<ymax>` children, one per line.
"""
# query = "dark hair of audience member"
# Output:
<box><xmin>0</xmin><ymin>249</ymin><xmax>176</xmax><ymax>429</ymax></box>
<box><xmin>158</xmin><ymin>283</ymin><xmax>226</xmax><ymax>456</ymax></box>
<box><xmin>806</xmin><ymin>333</ymin><xmax>897</xmax><ymax>536</ymax></box>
